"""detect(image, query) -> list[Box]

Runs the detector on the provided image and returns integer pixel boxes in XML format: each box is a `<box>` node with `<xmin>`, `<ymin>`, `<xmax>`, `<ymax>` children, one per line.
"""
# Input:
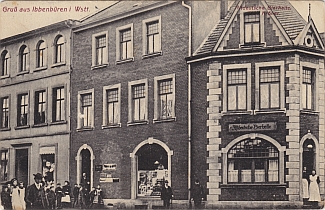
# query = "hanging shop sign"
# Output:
<box><xmin>229</xmin><ymin>122</ymin><xmax>277</xmax><ymax>132</ymax></box>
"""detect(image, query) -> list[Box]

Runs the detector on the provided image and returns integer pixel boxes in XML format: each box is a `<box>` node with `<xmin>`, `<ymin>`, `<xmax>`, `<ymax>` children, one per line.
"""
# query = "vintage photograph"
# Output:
<box><xmin>0</xmin><ymin>0</ymin><xmax>324</xmax><ymax>209</ymax></box>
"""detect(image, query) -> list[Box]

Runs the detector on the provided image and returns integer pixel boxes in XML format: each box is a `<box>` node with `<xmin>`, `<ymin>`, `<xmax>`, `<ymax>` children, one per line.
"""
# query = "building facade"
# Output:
<box><xmin>69</xmin><ymin>1</ymin><xmax>225</xmax><ymax>208</ymax></box>
<box><xmin>188</xmin><ymin>0</ymin><xmax>325</xmax><ymax>208</ymax></box>
<box><xmin>0</xmin><ymin>20</ymin><xmax>74</xmax><ymax>186</ymax></box>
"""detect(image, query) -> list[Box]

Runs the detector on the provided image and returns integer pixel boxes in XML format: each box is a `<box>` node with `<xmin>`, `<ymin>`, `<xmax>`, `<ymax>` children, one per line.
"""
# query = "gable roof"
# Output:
<box><xmin>194</xmin><ymin>0</ymin><xmax>309</xmax><ymax>56</ymax></box>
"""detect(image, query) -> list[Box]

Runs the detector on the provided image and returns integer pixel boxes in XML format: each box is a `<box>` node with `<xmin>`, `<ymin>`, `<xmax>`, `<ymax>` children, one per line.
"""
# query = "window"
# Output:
<box><xmin>143</xmin><ymin>16</ymin><xmax>162</xmax><ymax>56</ymax></box>
<box><xmin>116</xmin><ymin>24</ymin><xmax>133</xmax><ymax>62</ymax></box>
<box><xmin>19</xmin><ymin>45</ymin><xmax>29</xmax><ymax>72</ymax></box>
<box><xmin>103</xmin><ymin>84</ymin><xmax>121</xmax><ymax>127</ymax></box>
<box><xmin>302</xmin><ymin>68</ymin><xmax>314</xmax><ymax>110</ymax></box>
<box><xmin>55</xmin><ymin>36</ymin><xmax>65</xmax><ymax>63</ymax></box>
<box><xmin>92</xmin><ymin>32</ymin><xmax>108</xmax><ymax>68</ymax></box>
<box><xmin>128</xmin><ymin>79</ymin><xmax>148</xmax><ymax>124</ymax></box>
<box><xmin>0</xmin><ymin>150</ymin><xmax>8</xmax><ymax>181</ymax></box>
<box><xmin>227</xmin><ymin>139</ymin><xmax>279</xmax><ymax>183</ymax></box>
<box><xmin>77</xmin><ymin>89</ymin><xmax>94</xmax><ymax>129</ymax></box>
<box><xmin>0</xmin><ymin>97</ymin><xmax>9</xmax><ymax>129</ymax></box>
<box><xmin>53</xmin><ymin>87</ymin><xmax>65</xmax><ymax>122</ymax></box>
<box><xmin>244</xmin><ymin>13</ymin><xmax>260</xmax><ymax>43</ymax></box>
<box><xmin>1</xmin><ymin>50</ymin><xmax>9</xmax><ymax>76</ymax></box>
<box><xmin>154</xmin><ymin>74</ymin><xmax>175</xmax><ymax>121</ymax></box>
<box><xmin>34</xmin><ymin>90</ymin><xmax>46</xmax><ymax>124</ymax></box>
<box><xmin>227</xmin><ymin>70</ymin><xmax>247</xmax><ymax>111</ymax></box>
<box><xmin>17</xmin><ymin>93</ymin><xmax>28</xmax><ymax>126</ymax></box>
<box><xmin>96</xmin><ymin>36</ymin><xmax>106</xmax><ymax>65</ymax></box>
<box><xmin>259</xmin><ymin>67</ymin><xmax>280</xmax><ymax>109</ymax></box>
<box><xmin>37</xmin><ymin>41</ymin><xmax>46</xmax><ymax>68</ymax></box>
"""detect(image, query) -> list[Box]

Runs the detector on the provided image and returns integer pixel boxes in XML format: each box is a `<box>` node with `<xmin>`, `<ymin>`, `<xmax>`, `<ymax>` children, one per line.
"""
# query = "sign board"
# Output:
<box><xmin>99</xmin><ymin>173</ymin><xmax>119</xmax><ymax>182</ymax></box>
<box><xmin>229</xmin><ymin>122</ymin><xmax>277</xmax><ymax>132</ymax></box>
<box><xmin>95</xmin><ymin>165</ymin><xmax>103</xmax><ymax>171</ymax></box>
<box><xmin>103</xmin><ymin>164</ymin><xmax>117</xmax><ymax>170</ymax></box>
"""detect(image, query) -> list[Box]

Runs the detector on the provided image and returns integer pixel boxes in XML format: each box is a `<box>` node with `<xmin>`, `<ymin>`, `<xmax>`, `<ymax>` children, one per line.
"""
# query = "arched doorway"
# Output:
<box><xmin>130</xmin><ymin>138</ymin><xmax>173</xmax><ymax>199</ymax></box>
<box><xmin>302</xmin><ymin>139</ymin><xmax>315</xmax><ymax>175</ymax></box>
<box><xmin>76</xmin><ymin>144</ymin><xmax>95</xmax><ymax>190</ymax></box>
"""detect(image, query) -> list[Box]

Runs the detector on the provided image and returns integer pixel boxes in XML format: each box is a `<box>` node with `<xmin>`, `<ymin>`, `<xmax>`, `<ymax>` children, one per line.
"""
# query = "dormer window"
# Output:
<box><xmin>244</xmin><ymin>12</ymin><xmax>260</xmax><ymax>44</ymax></box>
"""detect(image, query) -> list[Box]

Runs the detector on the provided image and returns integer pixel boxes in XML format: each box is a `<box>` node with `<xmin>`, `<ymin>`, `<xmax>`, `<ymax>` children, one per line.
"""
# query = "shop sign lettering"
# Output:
<box><xmin>229</xmin><ymin>122</ymin><xmax>277</xmax><ymax>132</ymax></box>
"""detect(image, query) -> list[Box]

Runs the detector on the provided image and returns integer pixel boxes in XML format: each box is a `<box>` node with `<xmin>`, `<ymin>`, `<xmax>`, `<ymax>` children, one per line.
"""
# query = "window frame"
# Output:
<box><xmin>240</xmin><ymin>10</ymin><xmax>265</xmax><ymax>47</ymax></box>
<box><xmin>154</xmin><ymin>74</ymin><xmax>176</xmax><ymax>122</ymax></box>
<box><xmin>1</xmin><ymin>50</ymin><xmax>10</xmax><ymax>77</ymax></box>
<box><xmin>0</xmin><ymin>150</ymin><xmax>9</xmax><ymax>182</ymax></box>
<box><xmin>77</xmin><ymin>89</ymin><xmax>94</xmax><ymax>130</ymax></box>
<box><xmin>300</xmin><ymin>62</ymin><xmax>319</xmax><ymax>112</ymax></box>
<box><xmin>17</xmin><ymin>92</ymin><xmax>29</xmax><ymax>127</ymax></box>
<box><xmin>0</xmin><ymin>96</ymin><xmax>10</xmax><ymax>130</ymax></box>
<box><xmin>54</xmin><ymin>35</ymin><xmax>65</xmax><ymax>64</ymax></box>
<box><xmin>102</xmin><ymin>83</ymin><xmax>121</xmax><ymax>128</ymax></box>
<box><xmin>222</xmin><ymin>63</ymin><xmax>251</xmax><ymax>113</ymax></box>
<box><xmin>36</xmin><ymin>40</ymin><xmax>47</xmax><ymax>69</ymax></box>
<box><xmin>52</xmin><ymin>86</ymin><xmax>66</xmax><ymax>123</ymax></box>
<box><xmin>255</xmin><ymin>61</ymin><xmax>285</xmax><ymax>111</ymax></box>
<box><xmin>142</xmin><ymin>16</ymin><xmax>162</xmax><ymax>57</ymax></box>
<box><xmin>128</xmin><ymin>79</ymin><xmax>148</xmax><ymax>125</ymax></box>
<box><xmin>34</xmin><ymin>90</ymin><xmax>47</xmax><ymax>125</ymax></box>
<box><xmin>91</xmin><ymin>31</ymin><xmax>109</xmax><ymax>69</ymax></box>
<box><xmin>116</xmin><ymin>23</ymin><xmax>134</xmax><ymax>63</ymax></box>
<box><xmin>18</xmin><ymin>45</ymin><xmax>30</xmax><ymax>73</ymax></box>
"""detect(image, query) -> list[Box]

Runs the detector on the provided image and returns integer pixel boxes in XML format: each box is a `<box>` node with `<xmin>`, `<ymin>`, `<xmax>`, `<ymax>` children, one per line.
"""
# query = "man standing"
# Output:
<box><xmin>161</xmin><ymin>180</ymin><xmax>173</xmax><ymax>209</ymax></box>
<box><xmin>191</xmin><ymin>179</ymin><xmax>204</xmax><ymax>209</ymax></box>
<box><xmin>25</xmin><ymin>173</ymin><xmax>48</xmax><ymax>209</ymax></box>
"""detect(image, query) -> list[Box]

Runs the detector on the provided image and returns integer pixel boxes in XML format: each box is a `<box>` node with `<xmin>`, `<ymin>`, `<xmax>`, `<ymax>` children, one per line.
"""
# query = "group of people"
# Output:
<box><xmin>302</xmin><ymin>168</ymin><xmax>321</xmax><ymax>206</ymax></box>
<box><xmin>1</xmin><ymin>173</ymin><xmax>103</xmax><ymax>209</ymax></box>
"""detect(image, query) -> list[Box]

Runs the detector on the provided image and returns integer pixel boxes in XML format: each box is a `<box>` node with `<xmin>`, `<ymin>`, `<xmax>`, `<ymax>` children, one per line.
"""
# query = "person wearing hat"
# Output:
<box><xmin>25</xmin><ymin>173</ymin><xmax>48</xmax><ymax>209</ymax></box>
<box><xmin>190</xmin><ymin>179</ymin><xmax>204</xmax><ymax>209</ymax></box>
<box><xmin>160</xmin><ymin>180</ymin><xmax>173</xmax><ymax>209</ymax></box>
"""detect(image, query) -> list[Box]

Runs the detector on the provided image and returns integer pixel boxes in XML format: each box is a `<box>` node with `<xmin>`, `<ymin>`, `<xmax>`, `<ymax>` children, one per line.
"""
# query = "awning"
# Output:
<box><xmin>39</xmin><ymin>146</ymin><xmax>55</xmax><ymax>154</ymax></box>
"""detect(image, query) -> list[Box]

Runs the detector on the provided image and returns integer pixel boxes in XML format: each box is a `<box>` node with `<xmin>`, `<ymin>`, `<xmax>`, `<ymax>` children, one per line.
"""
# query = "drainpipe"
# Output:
<box><xmin>181</xmin><ymin>1</ymin><xmax>192</xmax><ymax>206</ymax></box>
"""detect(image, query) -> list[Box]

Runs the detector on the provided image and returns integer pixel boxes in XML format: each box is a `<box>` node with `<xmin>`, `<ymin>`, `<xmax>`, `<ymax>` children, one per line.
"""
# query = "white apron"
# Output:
<box><xmin>309</xmin><ymin>175</ymin><xmax>321</xmax><ymax>202</ymax></box>
<box><xmin>302</xmin><ymin>178</ymin><xmax>309</xmax><ymax>199</ymax></box>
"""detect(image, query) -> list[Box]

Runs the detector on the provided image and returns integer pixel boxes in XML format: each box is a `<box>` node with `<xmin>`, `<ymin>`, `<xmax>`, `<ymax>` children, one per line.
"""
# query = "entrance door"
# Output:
<box><xmin>15</xmin><ymin>148</ymin><xmax>28</xmax><ymax>186</ymax></box>
<box><xmin>81</xmin><ymin>149</ymin><xmax>91</xmax><ymax>190</ymax></box>
<box><xmin>302</xmin><ymin>139</ymin><xmax>315</xmax><ymax>175</ymax></box>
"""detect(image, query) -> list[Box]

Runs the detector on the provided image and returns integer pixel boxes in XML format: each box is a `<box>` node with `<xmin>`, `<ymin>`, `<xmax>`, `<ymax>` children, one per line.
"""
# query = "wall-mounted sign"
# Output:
<box><xmin>99</xmin><ymin>173</ymin><xmax>119</xmax><ymax>182</ymax></box>
<box><xmin>229</xmin><ymin>122</ymin><xmax>277</xmax><ymax>132</ymax></box>
<box><xmin>95</xmin><ymin>165</ymin><xmax>103</xmax><ymax>171</ymax></box>
<box><xmin>103</xmin><ymin>164</ymin><xmax>117</xmax><ymax>170</ymax></box>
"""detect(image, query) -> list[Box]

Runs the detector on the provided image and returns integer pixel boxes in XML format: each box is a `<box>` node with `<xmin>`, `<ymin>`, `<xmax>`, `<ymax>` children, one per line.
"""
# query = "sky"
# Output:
<box><xmin>0</xmin><ymin>1</ymin><xmax>324</xmax><ymax>40</ymax></box>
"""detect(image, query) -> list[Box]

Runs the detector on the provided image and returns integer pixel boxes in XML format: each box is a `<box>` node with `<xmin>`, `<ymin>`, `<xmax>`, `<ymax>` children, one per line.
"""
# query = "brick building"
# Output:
<box><xmin>69</xmin><ymin>1</ymin><xmax>228</xmax><ymax>208</ymax></box>
<box><xmin>187</xmin><ymin>0</ymin><xmax>325</xmax><ymax>208</ymax></box>
<box><xmin>0</xmin><ymin>20</ymin><xmax>74</xmax><ymax>186</ymax></box>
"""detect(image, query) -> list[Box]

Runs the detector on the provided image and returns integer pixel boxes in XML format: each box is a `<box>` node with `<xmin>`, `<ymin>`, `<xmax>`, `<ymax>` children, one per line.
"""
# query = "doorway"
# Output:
<box><xmin>15</xmin><ymin>148</ymin><xmax>28</xmax><ymax>186</ymax></box>
<box><xmin>302</xmin><ymin>139</ymin><xmax>315</xmax><ymax>176</ymax></box>
<box><xmin>81</xmin><ymin>149</ymin><xmax>91</xmax><ymax>190</ymax></box>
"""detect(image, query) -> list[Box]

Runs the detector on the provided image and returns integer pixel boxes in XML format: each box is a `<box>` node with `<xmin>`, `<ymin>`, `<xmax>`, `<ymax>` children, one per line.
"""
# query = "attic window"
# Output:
<box><xmin>244</xmin><ymin>12</ymin><xmax>260</xmax><ymax>44</ymax></box>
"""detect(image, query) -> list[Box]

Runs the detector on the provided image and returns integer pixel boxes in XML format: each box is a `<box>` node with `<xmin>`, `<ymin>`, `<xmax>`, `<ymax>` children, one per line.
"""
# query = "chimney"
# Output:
<box><xmin>221</xmin><ymin>0</ymin><xmax>228</xmax><ymax>19</ymax></box>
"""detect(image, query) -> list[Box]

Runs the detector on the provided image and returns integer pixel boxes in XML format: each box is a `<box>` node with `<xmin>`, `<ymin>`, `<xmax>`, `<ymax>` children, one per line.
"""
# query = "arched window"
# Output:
<box><xmin>1</xmin><ymin>50</ymin><xmax>9</xmax><ymax>76</ymax></box>
<box><xmin>55</xmin><ymin>36</ymin><xmax>65</xmax><ymax>63</ymax></box>
<box><xmin>19</xmin><ymin>45</ymin><xmax>29</xmax><ymax>72</ymax></box>
<box><xmin>37</xmin><ymin>41</ymin><xmax>46</xmax><ymax>68</ymax></box>
<box><xmin>227</xmin><ymin>139</ymin><xmax>279</xmax><ymax>183</ymax></box>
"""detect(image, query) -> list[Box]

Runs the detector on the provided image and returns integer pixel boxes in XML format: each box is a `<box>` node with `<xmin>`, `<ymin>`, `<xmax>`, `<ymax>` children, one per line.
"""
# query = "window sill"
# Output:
<box><xmin>49</xmin><ymin>121</ymin><xmax>67</xmax><ymax>125</ymax></box>
<box><xmin>222</xmin><ymin>110</ymin><xmax>253</xmax><ymax>116</ymax></box>
<box><xmin>102</xmin><ymin>123</ymin><xmax>121</xmax><ymax>129</ymax></box>
<box><xmin>17</xmin><ymin>71</ymin><xmax>29</xmax><ymax>76</ymax></box>
<box><xmin>240</xmin><ymin>42</ymin><xmax>266</xmax><ymax>49</ymax></box>
<box><xmin>91</xmin><ymin>63</ymin><xmax>108</xmax><ymax>70</ymax></box>
<box><xmin>0</xmin><ymin>75</ymin><xmax>10</xmax><ymax>79</ymax></box>
<box><xmin>220</xmin><ymin>183</ymin><xmax>286</xmax><ymax>188</ymax></box>
<box><xmin>51</xmin><ymin>62</ymin><xmax>66</xmax><ymax>68</ymax></box>
<box><xmin>153</xmin><ymin>117</ymin><xmax>176</xmax><ymax>124</ymax></box>
<box><xmin>142</xmin><ymin>51</ymin><xmax>163</xmax><ymax>59</ymax></box>
<box><xmin>14</xmin><ymin>125</ymin><xmax>30</xmax><ymax>130</ymax></box>
<box><xmin>32</xmin><ymin>123</ymin><xmax>48</xmax><ymax>128</ymax></box>
<box><xmin>254</xmin><ymin>109</ymin><xmax>286</xmax><ymax>115</ymax></box>
<box><xmin>116</xmin><ymin>58</ymin><xmax>134</xmax><ymax>65</ymax></box>
<box><xmin>0</xmin><ymin>127</ymin><xmax>11</xmax><ymax>131</ymax></box>
<box><xmin>77</xmin><ymin>127</ymin><xmax>94</xmax><ymax>132</ymax></box>
<box><xmin>34</xmin><ymin>66</ymin><xmax>48</xmax><ymax>72</ymax></box>
<box><xmin>300</xmin><ymin>110</ymin><xmax>319</xmax><ymax>115</ymax></box>
<box><xmin>127</xmin><ymin>121</ymin><xmax>149</xmax><ymax>126</ymax></box>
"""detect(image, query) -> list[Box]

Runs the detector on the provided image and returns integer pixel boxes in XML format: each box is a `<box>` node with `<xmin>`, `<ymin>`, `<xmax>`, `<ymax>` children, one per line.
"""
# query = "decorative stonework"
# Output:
<box><xmin>206</xmin><ymin>62</ymin><xmax>222</xmax><ymax>202</ymax></box>
<box><xmin>285</xmin><ymin>55</ymin><xmax>300</xmax><ymax>201</ymax></box>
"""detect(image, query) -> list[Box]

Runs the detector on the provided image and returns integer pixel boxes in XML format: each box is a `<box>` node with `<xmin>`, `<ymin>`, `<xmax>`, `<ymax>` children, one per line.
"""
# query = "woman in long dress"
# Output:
<box><xmin>302</xmin><ymin>167</ymin><xmax>309</xmax><ymax>203</ymax></box>
<box><xmin>11</xmin><ymin>178</ymin><xmax>26</xmax><ymax>210</ymax></box>
<box><xmin>308</xmin><ymin>169</ymin><xmax>321</xmax><ymax>206</ymax></box>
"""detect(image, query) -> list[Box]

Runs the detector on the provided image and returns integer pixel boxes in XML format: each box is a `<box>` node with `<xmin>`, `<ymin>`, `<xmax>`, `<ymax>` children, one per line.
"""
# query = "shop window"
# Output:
<box><xmin>41</xmin><ymin>149</ymin><xmax>55</xmax><ymax>184</ymax></box>
<box><xmin>227</xmin><ymin>139</ymin><xmax>279</xmax><ymax>183</ymax></box>
<box><xmin>17</xmin><ymin>93</ymin><xmax>28</xmax><ymax>127</ymax></box>
<box><xmin>1</xmin><ymin>50</ymin><xmax>9</xmax><ymax>76</ymax></box>
<box><xmin>259</xmin><ymin>67</ymin><xmax>280</xmax><ymax>109</ymax></box>
<box><xmin>0</xmin><ymin>150</ymin><xmax>8</xmax><ymax>181</ymax></box>
<box><xmin>136</xmin><ymin>143</ymin><xmax>168</xmax><ymax>197</ymax></box>
<box><xmin>302</xmin><ymin>68</ymin><xmax>315</xmax><ymax>110</ymax></box>
<box><xmin>34</xmin><ymin>90</ymin><xmax>46</xmax><ymax>124</ymax></box>
<box><xmin>0</xmin><ymin>97</ymin><xmax>9</xmax><ymax>129</ymax></box>
<box><xmin>227</xmin><ymin>69</ymin><xmax>247</xmax><ymax>111</ymax></box>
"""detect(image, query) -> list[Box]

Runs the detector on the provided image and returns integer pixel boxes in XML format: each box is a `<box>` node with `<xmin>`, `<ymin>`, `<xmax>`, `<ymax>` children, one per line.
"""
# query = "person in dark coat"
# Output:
<box><xmin>78</xmin><ymin>185</ymin><xmax>88</xmax><ymax>209</ymax></box>
<box><xmin>1</xmin><ymin>183</ymin><xmax>11</xmax><ymax>209</ymax></box>
<box><xmin>62</xmin><ymin>181</ymin><xmax>71</xmax><ymax>208</ymax></box>
<box><xmin>80</xmin><ymin>173</ymin><xmax>90</xmax><ymax>193</ymax></box>
<box><xmin>25</xmin><ymin>173</ymin><xmax>48</xmax><ymax>209</ymax></box>
<box><xmin>88</xmin><ymin>187</ymin><xmax>96</xmax><ymax>208</ymax></box>
<box><xmin>191</xmin><ymin>179</ymin><xmax>204</xmax><ymax>209</ymax></box>
<box><xmin>72</xmin><ymin>184</ymin><xmax>80</xmax><ymax>208</ymax></box>
<box><xmin>46</xmin><ymin>186</ymin><xmax>56</xmax><ymax>210</ymax></box>
<box><xmin>161</xmin><ymin>180</ymin><xmax>173</xmax><ymax>209</ymax></box>
<box><xmin>55</xmin><ymin>183</ymin><xmax>63</xmax><ymax>209</ymax></box>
